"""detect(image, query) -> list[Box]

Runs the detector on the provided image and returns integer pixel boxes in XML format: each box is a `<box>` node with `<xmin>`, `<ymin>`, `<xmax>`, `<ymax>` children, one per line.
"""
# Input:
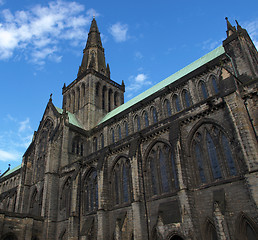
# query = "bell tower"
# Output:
<box><xmin>62</xmin><ymin>18</ymin><xmax>125</xmax><ymax>130</ymax></box>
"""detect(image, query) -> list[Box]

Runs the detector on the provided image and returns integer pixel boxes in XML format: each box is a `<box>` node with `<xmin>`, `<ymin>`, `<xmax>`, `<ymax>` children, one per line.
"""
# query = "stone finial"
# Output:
<box><xmin>225</xmin><ymin>17</ymin><xmax>236</xmax><ymax>37</ymax></box>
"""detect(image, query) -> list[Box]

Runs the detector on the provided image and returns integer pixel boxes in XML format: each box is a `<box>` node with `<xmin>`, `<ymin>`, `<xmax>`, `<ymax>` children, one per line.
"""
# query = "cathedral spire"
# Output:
<box><xmin>225</xmin><ymin>17</ymin><xmax>236</xmax><ymax>37</ymax></box>
<box><xmin>77</xmin><ymin>18</ymin><xmax>109</xmax><ymax>78</ymax></box>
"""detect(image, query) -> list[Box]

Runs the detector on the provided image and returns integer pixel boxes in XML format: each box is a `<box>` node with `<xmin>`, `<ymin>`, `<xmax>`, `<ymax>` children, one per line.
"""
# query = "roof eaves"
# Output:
<box><xmin>98</xmin><ymin>45</ymin><xmax>225</xmax><ymax>125</ymax></box>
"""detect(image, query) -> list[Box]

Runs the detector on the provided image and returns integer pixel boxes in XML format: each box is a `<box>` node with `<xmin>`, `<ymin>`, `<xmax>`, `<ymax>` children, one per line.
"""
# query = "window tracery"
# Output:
<box><xmin>191</xmin><ymin>124</ymin><xmax>238</xmax><ymax>185</ymax></box>
<box><xmin>112</xmin><ymin>157</ymin><xmax>131</xmax><ymax>206</ymax></box>
<box><xmin>60</xmin><ymin>178</ymin><xmax>71</xmax><ymax>218</ymax></box>
<box><xmin>146</xmin><ymin>141</ymin><xmax>178</xmax><ymax>197</ymax></box>
<box><xmin>164</xmin><ymin>99</ymin><xmax>172</xmax><ymax>117</ymax></box>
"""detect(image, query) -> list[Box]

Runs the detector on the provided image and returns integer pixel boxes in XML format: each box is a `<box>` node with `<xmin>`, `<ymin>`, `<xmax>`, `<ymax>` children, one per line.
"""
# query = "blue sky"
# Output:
<box><xmin>0</xmin><ymin>0</ymin><xmax>257</xmax><ymax>174</ymax></box>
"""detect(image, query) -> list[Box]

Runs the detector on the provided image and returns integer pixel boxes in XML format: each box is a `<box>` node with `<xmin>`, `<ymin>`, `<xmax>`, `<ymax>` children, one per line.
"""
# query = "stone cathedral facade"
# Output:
<box><xmin>0</xmin><ymin>18</ymin><xmax>258</xmax><ymax>240</ymax></box>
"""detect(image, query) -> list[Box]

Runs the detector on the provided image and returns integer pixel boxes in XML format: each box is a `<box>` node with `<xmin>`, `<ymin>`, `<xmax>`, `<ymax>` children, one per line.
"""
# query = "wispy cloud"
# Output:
<box><xmin>135</xmin><ymin>51</ymin><xmax>143</xmax><ymax>59</ymax></box>
<box><xmin>0</xmin><ymin>0</ymin><xmax>4</xmax><ymax>6</ymax></box>
<box><xmin>0</xmin><ymin>1</ymin><xmax>98</xmax><ymax>64</ymax></box>
<box><xmin>201</xmin><ymin>39</ymin><xmax>221</xmax><ymax>51</ymax></box>
<box><xmin>109</xmin><ymin>22</ymin><xmax>128</xmax><ymax>42</ymax></box>
<box><xmin>0</xmin><ymin>115</ymin><xmax>33</xmax><ymax>163</ymax></box>
<box><xmin>0</xmin><ymin>149</ymin><xmax>20</xmax><ymax>162</ymax></box>
<box><xmin>244</xmin><ymin>19</ymin><xmax>258</xmax><ymax>49</ymax></box>
<box><xmin>126</xmin><ymin>73</ymin><xmax>152</xmax><ymax>98</ymax></box>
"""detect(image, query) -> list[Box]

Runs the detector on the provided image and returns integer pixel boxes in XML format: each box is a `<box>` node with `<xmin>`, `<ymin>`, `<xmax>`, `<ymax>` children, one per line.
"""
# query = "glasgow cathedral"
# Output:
<box><xmin>0</xmin><ymin>17</ymin><xmax>257</xmax><ymax>240</ymax></box>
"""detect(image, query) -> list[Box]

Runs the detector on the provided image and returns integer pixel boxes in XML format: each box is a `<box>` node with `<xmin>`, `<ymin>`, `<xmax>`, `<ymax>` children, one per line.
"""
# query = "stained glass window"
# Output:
<box><xmin>211</xmin><ymin>76</ymin><xmax>219</xmax><ymax>94</ymax></box>
<box><xmin>174</xmin><ymin>95</ymin><xmax>181</xmax><ymax>112</ymax></box>
<box><xmin>194</xmin><ymin>142</ymin><xmax>206</xmax><ymax>183</ymax></box>
<box><xmin>144</xmin><ymin>111</ymin><xmax>149</xmax><ymax>127</ymax></box>
<box><xmin>206</xmin><ymin>132</ymin><xmax>222</xmax><ymax>179</ymax></box>
<box><xmin>136</xmin><ymin>116</ymin><xmax>141</xmax><ymax>131</ymax></box>
<box><xmin>152</xmin><ymin>107</ymin><xmax>158</xmax><ymax>123</ymax></box>
<box><xmin>159</xmin><ymin>150</ymin><xmax>169</xmax><ymax>193</ymax></box>
<box><xmin>222</xmin><ymin>134</ymin><xmax>237</xmax><ymax>176</ymax></box>
<box><xmin>165</xmin><ymin>99</ymin><xmax>172</xmax><ymax>117</ymax></box>
<box><xmin>183</xmin><ymin>90</ymin><xmax>191</xmax><ymax>108</ymax></box>
<box><xmin>122</xmin><ymin>164</ymin><xmax>129</xmax><ymax>203</ymax></box>
<box><xmin>118</xmin><ymin>125</ymin><xmax>122</xmax><ymax>140</ymax></box>
<box><xmin>171</xmin><ymin>152</ymin><xmax>179</xmax><ymax>189</ymax></box>
<box><xmin>200</xmin><ymin>81</ymin><xmax>208</xmax><ymax>99</ymax></box>
<box><xmin>150</xmin><ymin>157</ymin><xmax>157</xmax><ymax>195</ymax></box>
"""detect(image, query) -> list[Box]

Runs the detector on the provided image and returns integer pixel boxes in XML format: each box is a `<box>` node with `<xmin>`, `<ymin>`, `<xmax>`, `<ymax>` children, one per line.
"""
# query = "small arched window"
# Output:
<box><xmin>102</xmin><ymin>86</ymin><xmax>107</xmax><ymax>110</ymax></box>
<box><xmin>108</xmin><ymin>89</ymin><xmax>113</xmax><ymax>112</ymax></box>
<box><xmin>144</xmin><ymin>111</ymin><xmax>149</xmax><ymax>127</ymax></box>
<box><xmin>77</xmin><ymin>87</ymin><xmax>80</xmax><ymax>111</ymax></box>
<box><xmin>112</xmin><ymin>158</ymin><xmax>131</xmax><ymax>206</ymax></box>
<box><xmin>114</xmin><ymin>92</ymin><xmax>118</xmax><ymax>106</ymax></box>
<box><xmin>124</xmin><ymin>121</ymin><xmax>129</xmax><ymax>137</ymax></box>
<box><xmin>152</xmin><ymin>107</ymin><xmax>158</xmax><ymax>123</ymax></box>
<box><xmin>72</xmin><ymin>136</ymin><xmax>83</xmax><ymax>156</ymax></box>
<box><xmin>111</xmin><ymin>128</ymin><xmax>115</xmax><ymax>143</ymax></box>
<box><xmin>164</xmin><ymin>99</ymin><xmax>172</xmax><ymax>117</ymax></box>
<box><xmin>182</xmin><ymin>90</ymin><xmax>191</xmax><ymax>108</ymax></box>
<box><xmin>118</xmin><ymin>125</ymin><xmax>122</xmax><ymax>140</ymax></box>
<box><xmin>93</xmin><ymin>137</ymin><xmax>98</xmax><ymax>152</ymax></box>
<box><xmin>135</xmin><ymin>115</ymin><xmax>141</xmax><ymax>131</ymax></box>
<box><xmin>200</xmin><ymin>81</ymin><xmax>208</xmax><ymax>100</ymax></box>
<box><xmin>83</xmin><ymin>170</ymin><xmax>98</xmax><ymax>214</ymax></box>
<box><xmin>211</xmin><ymin>75</ymin><xmax>219</xmax><ymax>94</ymax></box>
<box><xmin>173</xmin><ymin>95</ymin><xmax>181</xmax><ymax>112</ymax></box>
<box><xmin>100</xmin><ymin>133</ymin><xmax>104</xmax><ymax>148</ymax></box>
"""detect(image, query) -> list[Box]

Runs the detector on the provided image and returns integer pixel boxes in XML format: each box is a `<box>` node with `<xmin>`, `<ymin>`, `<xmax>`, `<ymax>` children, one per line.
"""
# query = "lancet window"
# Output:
<box><xmin>72</xmin><ymin>136</ymin><xmax>84</xmax><ymax>156</ymax></box>
<box><xmin>112</xmin><ymin>157</ymin><xmax>131</xmax><ymax>206</ymax></box>
<box><xmin>60</xmin><ymin>178</ymin><xmax>71</xmax><ymax>218</ymax></box>
<box><xmin>146</xmin><ymin>141</ymin><xmax>178</xmax><ymax>197</ymax></box>
<box><xmin>164</xmin><ymin>99</ymin><xmax>172</xmax><ymax>117</ymax></box>
<box><xmin>83</xmin><ymin>169</ymin><xmax>98</xmax><ymax>214</ymax></box>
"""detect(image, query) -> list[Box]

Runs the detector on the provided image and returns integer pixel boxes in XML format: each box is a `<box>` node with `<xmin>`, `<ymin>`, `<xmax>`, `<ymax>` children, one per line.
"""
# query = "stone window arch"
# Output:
<box><xmin>112</xmin><ymin>157</ymin><xmax>132</xmax><ymax>206</ymax></box>
<box><xmin>117</xmin><ymin>125</ymin><xmax>122</xmax><ymax>140</ymax></box>
<box><xmin>29</xmin><ymin>188</ymin><xmax>42</xmax><ymax>216</ymax></box>
<box><xmin>191</xmin><ymin>123</ymin><xmax>238</xmax><ymax>186</ymax></box>
<box><xmin>60</xmin><ymin>177</ymin><xmax>71</xmax><ymax>218</ymax></box>
<box><xmin>205</xmin><ymin>219</ymin><xmax>219</xmax><ymax>240</ymax></box>
<box><xmin>182</xmin><ymin>89</ymin><xmax>192</xmax><ymax>108</ymax></box>
<box><xmin>77</xmin><ymin>87</ymin><xmax>80</xmax><ymax>111</ymax></box>
<box><xmin>172</xmin><ymin>94</ymin><xmax>181</xmax><ymax>112</ymax></box>
<box><xmin>151</xmin><ymin>107</ymin><xmax>158</xmax><ymax>124</ymax></box>
<box><xmin>199</xmin><ymin>80</ymin><xmax>209</xmax><ymax>100</ymax></box>
<box><xmin>210</xmin><ymin>75</ymin><xmax>219</xmax><ymax>94</ymax></box>
<box><xmin>134</xmin><ymin>115</ymin><xmax>141</xmax><ymax>132</ymax></box>
<box><xmin>145</xmin><ymin>141</ymin><xmax>178</xmax><ymax>198</ymax></box>
<box><xmin>93</xmin><ymin>137</ymin><xmax>98</xmax><ymax>152</ymax></box>
<box><xmin>236</xmin><ymin>213</ymin><xmax>258</xmax><ymax>240</ymax></box>
<box><xmin>83</xmin><ymin>169</ymin><xmax>98</xmax><ymax>214</ymax></box>
<box><xmin>110</xmin><ymin>128</ymin><xmax>115</xmax><ymax>143</ymax></box>
<box><xmin>100</xmin><ymin>133</ymin><xmax>104</xmax><ymax>148</ymax></box>
<box><xmin>114</xmin><ymin>91</ymin><xmax>119</xmax><ymax>107</ymax></box>
<box><xmin>143</xmin><ymin>111</ymin><xmax>149</xmax><ymax>127</ymax></box>
<box><xmin>164</xmin><ymin>99</ymin><xmax>172</xmax><ymax>117</ymax></box>
<box><xmin>72</xmin><ymin>136</ymin><xmax>83</xmax><ymax>156</ymax></box>
<box><xmin>124</xmin><ymin>121</ymin><xmax>129</xmax><ymax>137</ymax></box>
<box><xmin>102</xmin><ymin>86</ymin><xmax>107</xmax><ymax>110</ymax></box>
<box><xmin>108</xmin><ymin>88</ymin><xmax>113</xmax><ymax>112</ymax></box>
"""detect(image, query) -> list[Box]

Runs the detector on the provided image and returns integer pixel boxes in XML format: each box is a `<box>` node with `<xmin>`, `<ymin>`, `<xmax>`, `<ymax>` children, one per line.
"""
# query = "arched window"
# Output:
<box><xmin>100</xmin><ymin>133</ymin><xmax>104</xmax><ymax>148</ymax></box>
<box><xmin>60</xmin><ymin>178</ymin><xmax>71</xmax><ymax>218</ymax></box>
<box><xmin>118</xmin><ymin>125</ymin><xmax>122</xmax><ymax>140</ymax></box>
<box><xmin>135</xmin><ymin>115</ymin><xmax>141</xmax><ymax>131</ymax></box>
<box><xmin>29</xmin><ymin>189</ymin><xmax>38</xmax><ymax>215</ymax></box>
<box><xmin>211</xmin><ymin>75</ymin><xmax>219</xmax><ymax>94</ymax></box>
<box><xmin>96</xmin><ymin>82</ymin><xmax>100</xmax><ymax>96</ymax></box>
<box><xmin>152</xmin><ymin>107</ymin><xmax>158</xmax><ymax>123</ymax></box>
<box><xmin>124</xmin><ymin>121</ymin><xmax>129</xmax><ymax>137</ymax></box>
<box><xmin>108</xmin><ymin>89</ymin><xmax>113</xmax><ymax>112</ymax></box>
<box><xmin>236</xmin><ymin>214</ymin><xmax>258</xmax><ymax>240</ymax></box>
<box><xmin>206</xmin><ymin>219</ymin><xmax>218</xmax><ymax>240</ymax></box>
<box><xmin>102</xmin><ymin>86</ymin><xmax>107</xmax><ymax>110</ymax></box>
<box><xmin>173</xmin><ymin>95</ymin><xmax>181</xmax><ymax>112</ymax></box>
<box><xmin>164</xmin><ymin>99</ymin><xmax>172</xmax><ymax>117</ymax></box>
<box><xmin>93</xmin><ymin>137</ymin><xmax>98</xmax><ymax>152</ymax></box>
<box><xmin>200</xmin><ymin>81</ymin><xmax>208</xmax><ymax>100</ymax></box>
<box><xmin>144</xmin><ymin>111</ymin><xmax>149</xmax><ymax>127</ymax></box>
<box><xmin>77</xmin><ymin>87</ymin><xmax>80</xmax><ymax>111</ymax></box>
<box><xmin>72</xmin><ymin>136</ymin><xmax>83</xmax><ymax>156</ymax></box>
<box><xmin>83</xmin><ymin>170</ymin><xmax>98</xmax><ymax>214</ymax></box>
<box><xmin>191</xmin><ymin>124</ymin><xmax>238</xmax><ymax>186</ymax></box>
<box><xmin>81</xmin><ymin>83</ymin><xmax>85</xmax><ymax>106</ymax></box>
<box><xmin>114</xmin><ymin>92</ymin><xmax>118</xmax><ymax>106</ymax></box>
<box><xmin>182</xmin><ymin>90</ymin><xmax>191</xmax><ymax>108</ymax></box>
<box><xmin>111</xmin><ymin>128</ymin><xmax>115</xmax><ymax>143</ymax></box>
<box><xmin>112</xmin><ymin>157</ymin><xmax>131</xmax><ymax>206</ymax></box>
<box><xmin>146</xmin><ymin>142</ymin><xmax>178</xmax><ymax>197</ymax></box>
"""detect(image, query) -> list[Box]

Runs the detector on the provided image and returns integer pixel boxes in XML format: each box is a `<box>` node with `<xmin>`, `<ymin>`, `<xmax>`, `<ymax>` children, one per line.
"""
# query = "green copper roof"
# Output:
<box><xmin>55</xmin><ymin>107</ymin><xmax>84</xmax><ymax>129</ymax></box>
<box><xmin>1</xmin><ymin>164</ymin><xmax>21</xmax><ymax>178</ymax></box>
<box><xmin>98</xmin><ymin>45</ymin><xmax>225</xmax><ymax>125</ymax></box>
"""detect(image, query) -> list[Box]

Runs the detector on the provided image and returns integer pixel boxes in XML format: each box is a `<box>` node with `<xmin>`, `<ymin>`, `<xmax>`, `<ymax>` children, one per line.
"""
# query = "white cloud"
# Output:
<box><xmin>0</xmin><ymin>149</ymin><xmax>20</xmax><ymax>162</ymax></box>
<box><xmin>0</xmin><ymin>0</ymin><xmax>4</xmax><ymax>6</ymax></box>
<box><xmin>0</xmin><ymin>1</ymin><xmax>98</xmax><ymax>64</ymax></box>
<box><xmin>109</xmin><ymin>22</ymin><xmax>128</xmax><ymax>42</ymax></box>
<box><xmin>244</xmin><ymin>19</ymin><xmax>258</xmax><ymax>49</ymax></box>
<box><xmin>18</xmin><ymin>118</ymin><xmax>32</xmax><ymax>133</ymax></box>
<box><xmin>126</xmin><ymin>73</ymin><xmax>152</xmax><ymax>97</ymax></box>
<box><xmin>135</xmin><ymin>51</ymin><xmax>143</xmax><ymax>59</ymax></box>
